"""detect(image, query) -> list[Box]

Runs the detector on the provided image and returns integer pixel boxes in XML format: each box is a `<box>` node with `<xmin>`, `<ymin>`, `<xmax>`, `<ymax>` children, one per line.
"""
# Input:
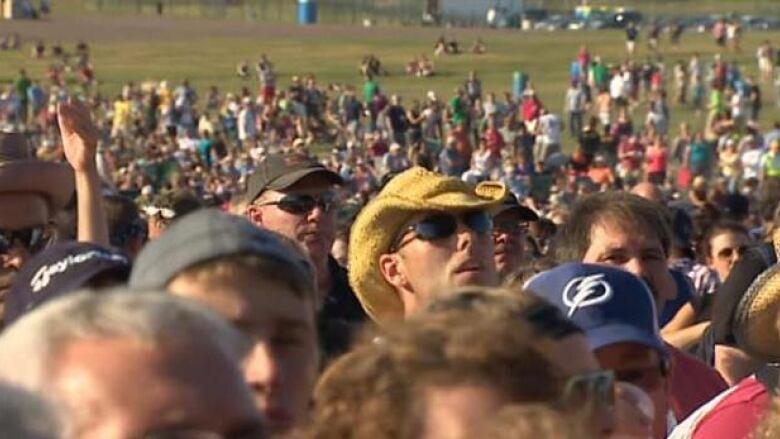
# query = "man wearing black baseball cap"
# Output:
<box><xmin>244</xmin><ymin>154</ymin><xmax>365</xmax><ymax>358</ymax></box>
<box><xmin>492</xmin><ymin>193</ymin><xmax>538</xmax><ymax>281</ymax></box>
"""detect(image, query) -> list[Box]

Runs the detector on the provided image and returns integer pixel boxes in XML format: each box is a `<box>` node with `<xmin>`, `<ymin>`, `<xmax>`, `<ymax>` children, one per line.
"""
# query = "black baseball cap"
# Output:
<box><xmin>245</xmin><ymin>154</ymin><xmax>343</xmax><ymax>203</ymax></box>
<box><xmin>5</xmin><ymin>242</ymin><xmax>131</xmax><ymax>325</ymax></box>
<box><xmin>496</xmin><ymin>193</ymin><xmax>539</xmax><ymax>222</ymax></box>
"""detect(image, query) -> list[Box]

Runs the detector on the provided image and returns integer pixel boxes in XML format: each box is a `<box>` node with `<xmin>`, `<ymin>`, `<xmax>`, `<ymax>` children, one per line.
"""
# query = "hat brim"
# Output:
<box><xmin>266</xmin><ymin>167</ymin><xmax>344</xmax><ymax>192</ymax></box>
<box><xmin>733</xmin><ymin>264</ymin><xmax>780</xmax><ymax>362</ymax></box>
<box><xmin>587</xmin><ymin>323</ymin><xmax>668</xmax><ymax>356</ymax></box>
<box><xmin>349</xmin><ymin>187</ymin><xmax>505</xmax><ymax>324</ymax></box>
<box><xmin>0</xmin><ymin>161</ymin><xmax>74</xmax><ymax>211</ymax></box>
<box><xmin>496</xmin><ymin>204</ymin><xmax>539</xmax><ymax>222</ymax></box>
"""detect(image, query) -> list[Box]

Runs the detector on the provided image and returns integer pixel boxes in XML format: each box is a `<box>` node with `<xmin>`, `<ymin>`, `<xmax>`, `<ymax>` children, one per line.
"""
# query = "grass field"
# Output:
<box><xmin>1</xmin><ymin>10</ymin><xmax>779</xmax><ymax>141</ymax></box>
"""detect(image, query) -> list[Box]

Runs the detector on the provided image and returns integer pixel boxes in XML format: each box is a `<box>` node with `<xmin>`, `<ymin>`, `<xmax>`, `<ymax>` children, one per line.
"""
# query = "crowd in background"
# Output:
<box><xmin>1</xmin><ymin>20</ymin><xmax>780</xmax><ymax>439</ymax></box>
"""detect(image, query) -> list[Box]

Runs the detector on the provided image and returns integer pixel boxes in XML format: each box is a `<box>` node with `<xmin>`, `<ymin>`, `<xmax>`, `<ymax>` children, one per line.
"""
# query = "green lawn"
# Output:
<box><xmin>1</xmin><ymin>16</ymin><xmax>779</xmax><ymax>141</ymax></box>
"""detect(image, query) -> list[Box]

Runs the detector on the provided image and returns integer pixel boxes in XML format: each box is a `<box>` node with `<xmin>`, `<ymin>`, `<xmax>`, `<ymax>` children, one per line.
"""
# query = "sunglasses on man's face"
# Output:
<box><xmin>391</xmin><ymin>210</ymin><xmax>492</xmax><ymax>252</ymax></box>
<box><xmin>561</xmin><ymin>370</ymin><xmax>615</xmax><ymax>411</ymax></box>
<box><xmin>492</xmin><ymin>220</ymin><xmax>529</xmax><ymax>237</ymax></box>
<box><xmin>0</xmin><ymin>226</ymin><xmax>48</xmax><ymax>255</ymax></box>
<box><xmin>256</xmin><ymin>192</ymin><xmax>337</xmax><ymax>216</ymax></box>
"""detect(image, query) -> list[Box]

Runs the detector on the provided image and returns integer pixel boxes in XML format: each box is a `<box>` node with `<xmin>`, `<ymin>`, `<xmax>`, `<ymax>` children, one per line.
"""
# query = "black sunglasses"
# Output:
<box><xmin>0</xmin><ymin>226</ymin><xmax>48</xmax><ymax>254</ymax></box>
<box><xmin>256</xmin><ymin>192</ymin><xmax>337</xmax><ymax>216</ymax></box>
<box><xmin>392</xmin><ymin>210</ymin><xmax>492</xmax><ymax>251</ymax></box>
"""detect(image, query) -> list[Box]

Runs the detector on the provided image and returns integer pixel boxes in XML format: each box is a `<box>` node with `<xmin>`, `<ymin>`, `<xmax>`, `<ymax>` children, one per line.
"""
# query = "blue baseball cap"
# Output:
<box><xmin>525</xmin><ymin>263</ymin><xmax>666</xmax><ymax>356</ymax></box>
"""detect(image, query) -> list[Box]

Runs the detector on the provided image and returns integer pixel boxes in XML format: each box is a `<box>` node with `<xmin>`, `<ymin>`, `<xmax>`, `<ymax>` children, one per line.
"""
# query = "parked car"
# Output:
<box><xmin>610</xmin><ymin>10</ymin><xmax>643</xmax><ymax>28</ymax></box>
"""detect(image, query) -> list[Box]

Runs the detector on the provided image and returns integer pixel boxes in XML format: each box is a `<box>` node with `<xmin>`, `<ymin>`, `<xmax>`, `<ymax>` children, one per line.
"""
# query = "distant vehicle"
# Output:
<box><xmin>742</xmin><ymin>15</ymin><xmax>780</xmax><ymax>31</ymax></box>
<box><xmin>521</xmin><ymin>7</ymin><xmax>549</xmax><ymax>22</ymax></box>
<box><xmin>534</xmin><ymin>14</ymin><xmax>572</xmax><ymax>31</ymax></box>
<box><xmin>611</xmin><ymin>10</ymin><xmax>643</xmax><ymax>28</ymax></box>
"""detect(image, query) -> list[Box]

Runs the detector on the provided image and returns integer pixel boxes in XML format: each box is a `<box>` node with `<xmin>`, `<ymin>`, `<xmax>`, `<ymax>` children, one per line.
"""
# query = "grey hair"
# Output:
<box><xmin>0</xmin><ymin>288</ymin><xmax>251</xmax><ymax>394</ymax></box>
<box><xmin>0</xmin><ymin>382</ymin><xmax>62</xmax><ymax>439</ymax></box>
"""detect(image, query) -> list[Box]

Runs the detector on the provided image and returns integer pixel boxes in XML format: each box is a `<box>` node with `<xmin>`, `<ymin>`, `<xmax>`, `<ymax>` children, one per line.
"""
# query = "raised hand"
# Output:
<box><xmin>58</xmin><ymin>97</ymin><xmax>99</xmax><ymax>173</ymax></box>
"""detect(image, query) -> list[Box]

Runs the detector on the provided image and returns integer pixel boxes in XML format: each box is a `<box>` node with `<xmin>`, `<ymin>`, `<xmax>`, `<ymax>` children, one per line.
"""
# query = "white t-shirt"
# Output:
<box><xmin>741</xmin><ymin>148</ymin><xmax>764</xmax><ymax>180</ymax></box>
<box><xmin>538</xmin><ymin>113</ymin><xmax>562</xmax><ymax>145</ymax></box>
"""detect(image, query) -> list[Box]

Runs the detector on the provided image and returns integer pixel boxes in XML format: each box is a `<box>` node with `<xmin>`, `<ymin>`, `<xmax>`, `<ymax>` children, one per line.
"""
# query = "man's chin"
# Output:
<box><xmin>451</xmin><ymin>270</ymin><xmax>495</xmax><ymax>287</ymax></box>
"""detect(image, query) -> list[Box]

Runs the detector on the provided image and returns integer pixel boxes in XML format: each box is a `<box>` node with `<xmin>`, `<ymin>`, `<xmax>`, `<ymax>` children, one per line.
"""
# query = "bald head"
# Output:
<box><xmin>631</xmin><ymin>183</ymin><xmax>664</xmax><ymax>204</ymax></box>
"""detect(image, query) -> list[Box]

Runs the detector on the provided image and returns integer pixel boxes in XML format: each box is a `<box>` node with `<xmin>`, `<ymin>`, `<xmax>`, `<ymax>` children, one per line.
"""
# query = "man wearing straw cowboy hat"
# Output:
<box><xmin>0</xmin><ymin>131</ymin><xmax>73</xmax><ymax>320</ymax></box>
<box><xmin>670</xmin><ymin>231</ymin><xmax>780</xmax><ymax>439</ymax></box>
<box><xmin>348</xmin><ymin>166</ymin><xmax>506</xmax><ymax>323</ymax></box>
<box><xmin>0</xmin><ymin>97</ymin><xmax>107</xmax><ymax>323</ymax></box>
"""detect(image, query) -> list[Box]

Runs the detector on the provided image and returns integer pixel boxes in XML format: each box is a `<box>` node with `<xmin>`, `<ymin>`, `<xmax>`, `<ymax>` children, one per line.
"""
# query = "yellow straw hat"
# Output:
<box><xmin>733</xmin><ymin>232</ymin><xmax>780</xmax><ymax>362</ymax></box>
<box><xmin>348</xmin><ymin>167</ymin><xmax>506</xmax><ymax>323</ymax></box>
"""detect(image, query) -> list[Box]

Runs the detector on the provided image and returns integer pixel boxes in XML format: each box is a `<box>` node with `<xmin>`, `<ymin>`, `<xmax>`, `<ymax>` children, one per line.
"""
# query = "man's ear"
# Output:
<box><xmin>246</xmin><ymin>204</ymin><xmax>263</xmax><ymax>226</ymax></box>
<box><xmin>378</xmin><ymin>252</ymin><xmax>408</xmax><ymax>292</ymax></box>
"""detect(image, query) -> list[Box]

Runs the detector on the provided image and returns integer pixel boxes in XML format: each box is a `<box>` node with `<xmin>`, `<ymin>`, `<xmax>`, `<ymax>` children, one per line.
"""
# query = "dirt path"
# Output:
<box><xmin>1</xmin><ymin>14</ymin><xmax>497</xmax><ymax>43</ymax></box>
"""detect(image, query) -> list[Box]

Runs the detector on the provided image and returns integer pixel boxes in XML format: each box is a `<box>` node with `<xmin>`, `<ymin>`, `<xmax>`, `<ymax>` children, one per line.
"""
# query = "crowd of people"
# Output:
<box><xmin>1</xmin><ymin>24</ymin><xmax>780</xmax><ymax>439</ymax></box>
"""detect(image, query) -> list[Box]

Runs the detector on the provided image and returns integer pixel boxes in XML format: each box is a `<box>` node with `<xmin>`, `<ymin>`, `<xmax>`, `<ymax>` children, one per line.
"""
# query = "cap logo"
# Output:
<box><xmin>562</xmin><ymin>273</ymin><xmax>613</xmax><ymax>317</ymax></box>
<box><xmin>30</xmin><ymin>251</ymin><xmax>128</xmax><ymax>294</ymax></box>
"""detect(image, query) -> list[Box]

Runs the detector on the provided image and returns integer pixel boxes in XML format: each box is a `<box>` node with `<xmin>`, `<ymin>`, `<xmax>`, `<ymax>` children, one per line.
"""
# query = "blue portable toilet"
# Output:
<box><xmin>298</xmin><ymin>0</ymin><xmax>317</xmax><ymax>25</ymax></box>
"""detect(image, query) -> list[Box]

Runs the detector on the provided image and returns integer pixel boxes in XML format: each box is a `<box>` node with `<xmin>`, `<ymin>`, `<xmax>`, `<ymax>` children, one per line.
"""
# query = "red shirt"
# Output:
<box><xmin>668</xmin><ymin>345</ymin><xmax>728</xmax><ymax>421</ymax></box>
<box><xmin>482</xmin><ymin>128</ymin><xmax>505</xmax><ymax>157</ymax></box>
<box><xmin>646</xmin><ymin>147</ymin><xmax>668</xmax><ymax>173</ymax></box>
<box><xmin>692</xmin><ymin>376</ymin><xmax>770</xmax><ymax>438</ymax></box>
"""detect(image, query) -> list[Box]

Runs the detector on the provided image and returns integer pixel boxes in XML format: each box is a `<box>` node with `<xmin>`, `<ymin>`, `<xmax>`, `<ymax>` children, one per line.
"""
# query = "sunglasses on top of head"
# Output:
<box><xmin>255</xmin><ymin>192</ymin><xmax>337</xmax><ymax>216</ymax></box>
<box><xmin>0</xmin><ymin>226</ymin><xmax>49</xmax><ymax>255</ymax></box>
<box><xmin>391</xmin><ymin>210</ymin><xmax>492</xmax><ymax>252</ymax></box>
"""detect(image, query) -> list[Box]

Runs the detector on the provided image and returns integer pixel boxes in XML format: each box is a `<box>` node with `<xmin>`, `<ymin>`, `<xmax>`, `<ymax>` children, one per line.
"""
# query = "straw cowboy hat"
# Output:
<box><xmin>0</xmin><ymin>132</ymin><xmax>74</xmax><ymax>211</ymax></box>
<box><xmin>348</xmin><ymin>167</ymin><xmax>506</xmax><ymax>323</ymax></box>
<box><xmin>733</xmin><ymin>230</ymin><xmax>780</xmax><ymax>362</ymax></box>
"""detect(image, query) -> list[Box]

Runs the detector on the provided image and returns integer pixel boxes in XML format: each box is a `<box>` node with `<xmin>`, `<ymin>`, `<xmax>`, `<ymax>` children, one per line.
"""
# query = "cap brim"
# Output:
<box><xmin>0</xmin><ymin>161</ymin><xmax>74</xmax><ymax>211</ymax></box>
<box><xmin>266</xmin><ymin>167</ymin><xmax>343</xmax><ymax>191</ymax></box>
<box><xmin>496</xmin><ymin>204</ymin><xmax>539</xmax><ymax>222</ymax></box>
<box><xmin>587</xmin><ymin>323</ymin><xmax>667</xmax><ymax>356</ymax></box>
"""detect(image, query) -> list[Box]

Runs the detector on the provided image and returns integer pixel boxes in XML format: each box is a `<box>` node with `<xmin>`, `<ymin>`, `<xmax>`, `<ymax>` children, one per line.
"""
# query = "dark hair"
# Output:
<box><xmin>699</xmin><ymin>221</ymin><xmax>750</xmax><ymax>262</ymax></box>
<box><xmin>103</xmin><ymin>194</ymin><xmax>147</xmax><ymax>249</ymax></box>
<box><xmin>555</xmin><ymin>192</ymin><xmax>672</xmax><ymax>262</ymax></box>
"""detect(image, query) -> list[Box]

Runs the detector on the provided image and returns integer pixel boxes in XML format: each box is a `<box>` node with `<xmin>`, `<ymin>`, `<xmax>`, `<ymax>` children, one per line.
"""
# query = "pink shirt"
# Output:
<box><xmin>646</xmin><ymin>147</ymin><xmax>668</xmax><ymax>173</ymax></box>
<box><xmin>692</xmin><ymin>376</ymin><xmax>770</xmax><ymax>439</ymax></box>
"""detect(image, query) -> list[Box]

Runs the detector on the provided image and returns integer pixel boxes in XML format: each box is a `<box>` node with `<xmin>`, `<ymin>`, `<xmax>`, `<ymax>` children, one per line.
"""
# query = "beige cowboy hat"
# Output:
<box><xmin>0</xmin><ymin>132</ymin><xmax>74</xmax><ymax>211</ymax></box>
<box><xmin>733</xmin><ymin>230</ymin><xmax>780</xmax><ymax>362</ymax></box>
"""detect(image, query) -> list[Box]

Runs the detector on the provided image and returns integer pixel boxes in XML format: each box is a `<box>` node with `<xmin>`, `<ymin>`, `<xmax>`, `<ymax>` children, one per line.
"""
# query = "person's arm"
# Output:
<box><xmin>59</xmin><ymin>97</ymin><xmax>109</xmax><ymax>247</ymax></box>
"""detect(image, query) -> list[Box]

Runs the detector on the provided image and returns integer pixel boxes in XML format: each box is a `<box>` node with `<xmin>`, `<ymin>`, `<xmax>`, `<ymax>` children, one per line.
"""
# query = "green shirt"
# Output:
<box><xmin>363</xmin><ymin>79</ymin><xmax>379</xmax><ymax>104</ymax></box>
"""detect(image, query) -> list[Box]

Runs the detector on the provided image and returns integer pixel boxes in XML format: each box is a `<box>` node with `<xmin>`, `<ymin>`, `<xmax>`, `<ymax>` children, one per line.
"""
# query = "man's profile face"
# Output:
<box><xmin>387</xmin><ymin>210</ymin><xmax>498</xmax><ymax>314</ymax></box>
<box><xmin>168</xmin><ymin>270</ymin><xmax>318</xmax><ymax>434</ymax></box>
<box><xmin>582</xmin><ymin>219</ymin><xmax>675</xmax><ymax>311</ymax></box>
<box><xmin>49</xmin><ymin>336</ymin><xmax>264</xmax><ymax>439</ymax></box>
<box><xmin>250</xmin><ymin>174</ymin><xmax>336</xmax><ymax>265</ymax></box>
<box><xmin>0</xmin><ymin>193</ymin><xmax>51</xmax><ymax>311</ymax></box>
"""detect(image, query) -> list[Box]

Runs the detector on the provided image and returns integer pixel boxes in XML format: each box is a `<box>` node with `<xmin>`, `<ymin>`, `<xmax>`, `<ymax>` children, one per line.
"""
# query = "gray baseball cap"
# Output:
<box><xmin>129</xmin><ymin>208</ymin><xmax>313</xmax><ymax>289</ymax></box>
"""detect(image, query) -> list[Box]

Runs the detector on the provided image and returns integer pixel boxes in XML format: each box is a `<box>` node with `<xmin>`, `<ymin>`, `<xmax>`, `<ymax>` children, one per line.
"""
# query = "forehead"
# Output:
<box><xmin>168</xmin><ymin>270</ymin><xmax>316</xmax><ymax>333</ymax></box>
<box><xmin>51</xmin><ymin>337</ymin><xmax>257</xmax><ymax>435</ymax></box>
<box><xmin>588</xmin><ymin>219</ymin><xmax>664</xmax><ymax>253</ymax></box>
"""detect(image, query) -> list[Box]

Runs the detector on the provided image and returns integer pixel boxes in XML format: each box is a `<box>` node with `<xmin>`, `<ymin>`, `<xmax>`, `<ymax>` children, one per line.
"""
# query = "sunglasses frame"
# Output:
<box><xmin>255</xmin><ymin>191</ymin><xmax>337</xmax><ymax>216</ymax></box>
<box><xmin>0</xmin><ymin>226</ymin><xmax>50</xmax><ymax>255</ymax></box>
<box><xmin>390</xmin><ymin>210</ymin><xmax>493</xmax><ymax>252</ymax></box>
<box><xmin>560</xmin><ymin>369</ymin><xmax>615</xmax><ymax>410</ymax></box>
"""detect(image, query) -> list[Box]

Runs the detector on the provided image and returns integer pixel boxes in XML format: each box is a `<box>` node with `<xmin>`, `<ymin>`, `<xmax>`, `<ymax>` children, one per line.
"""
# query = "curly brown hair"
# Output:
<box><xmin>303</xmin><ymin>289</ymin><xmax>576</xmax><ymax>439</ymax></box>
